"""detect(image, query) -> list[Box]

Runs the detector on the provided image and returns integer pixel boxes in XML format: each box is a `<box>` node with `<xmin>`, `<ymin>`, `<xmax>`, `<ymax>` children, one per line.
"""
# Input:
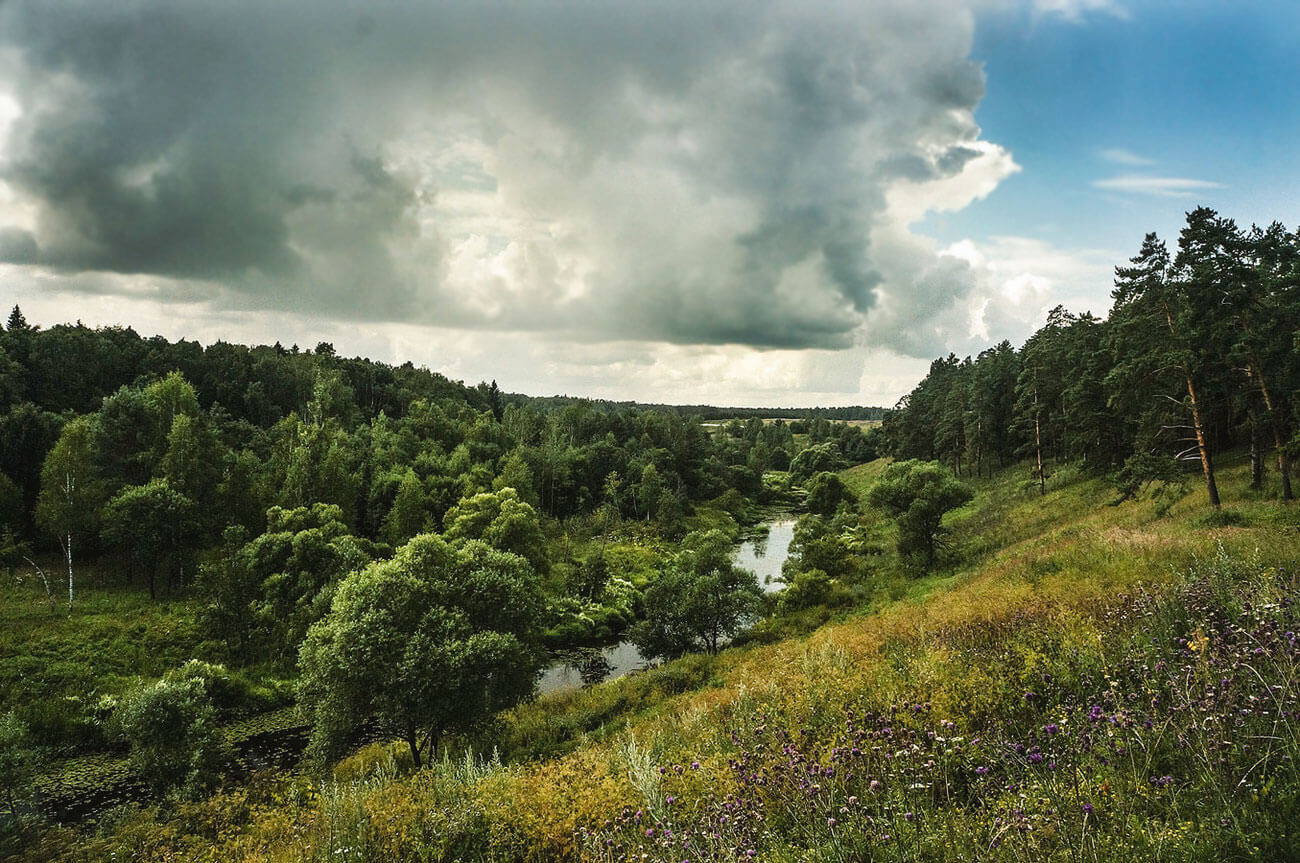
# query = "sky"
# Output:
<box><xmin>0</xmin><ymin>0</ymin><xmax>1296</xmax><ymax>407</ymax></box>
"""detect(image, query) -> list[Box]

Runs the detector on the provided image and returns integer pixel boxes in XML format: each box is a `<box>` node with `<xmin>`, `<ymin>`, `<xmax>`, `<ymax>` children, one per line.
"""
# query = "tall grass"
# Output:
<box><xmin>19</xmin><ymin>457</ymin><xmax>1300</xmax><ymax>862</ymax></box>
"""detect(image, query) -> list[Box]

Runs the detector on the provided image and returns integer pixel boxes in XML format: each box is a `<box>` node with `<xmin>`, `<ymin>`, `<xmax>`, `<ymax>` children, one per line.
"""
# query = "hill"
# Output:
<box><xmin>24</xmin><ymin>453</ymin><xmax>1298</xmax><ymax>862</ymax></box>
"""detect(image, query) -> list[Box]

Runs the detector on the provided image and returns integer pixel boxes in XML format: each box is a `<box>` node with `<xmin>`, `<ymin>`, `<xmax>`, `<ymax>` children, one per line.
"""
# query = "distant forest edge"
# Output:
<box><xmin>512</xmin><ymin>396</ymin><xmax>886</xmax><ymax>422</ymax></box>
<box><xmin>879</xmin><ymin>206</ymin><xmax>1300</xmax><ymax>507</ymax></box>
<box><xmin>0</xmin><ymin>311</ymin><xmax>884</xmax><ymax>425</ymax></box>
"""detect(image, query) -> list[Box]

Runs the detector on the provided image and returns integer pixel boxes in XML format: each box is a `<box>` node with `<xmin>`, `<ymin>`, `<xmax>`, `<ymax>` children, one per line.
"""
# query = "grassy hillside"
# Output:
<box><xmin>0</xmin><ymin>569</ymin><xmax>296</xmax><ymax>758</ymax></box>
<box><xmin>22</xmin><ymin>457</ymin><xmax>1300</xmax><ymax>862</ymax></box>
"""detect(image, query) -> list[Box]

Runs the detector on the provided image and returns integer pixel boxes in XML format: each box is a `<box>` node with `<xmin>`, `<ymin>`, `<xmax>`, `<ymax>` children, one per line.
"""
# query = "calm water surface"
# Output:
<box><xmin>537</xmin><ymin>518</ymin><xmax>796</xmax><ymax>696</ymax></box>
<box><xmin>734</xmin><ymin>519</ymin><xmax>796</xmax><ymax>594</ymax></box>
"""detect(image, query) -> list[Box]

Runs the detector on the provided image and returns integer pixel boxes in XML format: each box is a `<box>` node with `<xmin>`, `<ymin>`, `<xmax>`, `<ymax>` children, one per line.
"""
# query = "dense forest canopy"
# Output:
<box><xmin>0</xmin><ymin>314</ymin><xmax>878</xmax><ymax>548</ymax></box>
<box><xmin>0</xmin><ymin>307</ymin><xmax>880</xmax><ymax>769</ymax></box>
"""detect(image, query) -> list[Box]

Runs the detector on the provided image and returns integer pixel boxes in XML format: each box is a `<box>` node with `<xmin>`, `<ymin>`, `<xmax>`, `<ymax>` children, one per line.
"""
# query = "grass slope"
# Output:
<box><xmin>21</xmin><ymin>457</ymin><xmax>1300</xmax><ymax>862</ymax></box>
<box><xmin>0</xmin><ymin>578</ymin><xmax>209</xmax><ymax>753</ymax></box>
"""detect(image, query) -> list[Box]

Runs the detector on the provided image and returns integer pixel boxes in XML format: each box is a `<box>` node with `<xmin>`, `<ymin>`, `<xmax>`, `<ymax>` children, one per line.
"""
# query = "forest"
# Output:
<box><xmin>2</xmin><ymin>206</ymin><xmax>1298</xmax><ymax>862</ymax></box>
<box><xmin>0</xmin><ymin>302</ymin><xmax>881</xmax><ymax>828</ymax></box>
<box><xmin>881</xmin><ymin>207</ymin><xmax>1298</xmax><ymax>508</ymax></box>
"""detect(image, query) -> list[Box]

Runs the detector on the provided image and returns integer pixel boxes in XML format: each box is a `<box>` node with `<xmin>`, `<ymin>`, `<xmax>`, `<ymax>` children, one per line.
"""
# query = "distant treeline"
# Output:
<box><xmin>509</xmin><ymin>395</ymin><xmax>886</xmax><ymax>422</ymax></box>
<box><xmin>880</xmin><ymin>207</ymin><xmax>1298</xmax><ymax>506</ymax></box>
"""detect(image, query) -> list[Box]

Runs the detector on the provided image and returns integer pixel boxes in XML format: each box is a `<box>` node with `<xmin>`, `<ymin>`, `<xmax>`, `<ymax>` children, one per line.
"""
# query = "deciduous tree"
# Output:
<box><xmin>101</xmin><ymin>479</ymin><xmax>199</xmax><ymax>599</ymax></box>
<box><xmin>35</xmin><ymin>417</ymin><xmax>105</xmax><ymax>611</ymax></box>
<box><xmin>298</xmin><ymin>534</ymin><xmax>544</xmax><ymax>768</ymax></box>
<box><xmin>867</xmin><ymin>459</ymin><xmax>973</xmax><ymax>565</ymax></box>
<box><xmin>630</xmin><ymin>529</ymin><xmax>763</xmax><ymax>658</ymax></box>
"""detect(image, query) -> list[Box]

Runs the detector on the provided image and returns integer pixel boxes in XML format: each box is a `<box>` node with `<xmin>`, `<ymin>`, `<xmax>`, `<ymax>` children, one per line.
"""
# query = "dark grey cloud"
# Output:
<box><xmin>0</xmin><ymin>0</ymin><xmax>1003</xmax><ymax>352</ymax></box>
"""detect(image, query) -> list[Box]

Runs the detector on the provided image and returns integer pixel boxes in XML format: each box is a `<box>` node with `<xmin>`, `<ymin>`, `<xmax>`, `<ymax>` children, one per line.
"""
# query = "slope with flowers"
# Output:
<box><xmin>25</xmin><ymin>455</ymin><xmax>1300</xmax><ymax>862</ymax></box>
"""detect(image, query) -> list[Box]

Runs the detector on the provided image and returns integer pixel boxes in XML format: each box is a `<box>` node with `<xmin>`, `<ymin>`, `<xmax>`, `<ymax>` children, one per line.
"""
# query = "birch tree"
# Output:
<box><xmin>35</xmin><ymin>417</ymin><xmax>105</xmax><ymax>611</ymax></box>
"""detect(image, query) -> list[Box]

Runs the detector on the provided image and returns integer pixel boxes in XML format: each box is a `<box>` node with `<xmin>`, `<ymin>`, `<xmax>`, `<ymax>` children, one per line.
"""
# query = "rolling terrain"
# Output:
<box><xmin>20</xmin><ymin>453</ymin><xmax>1297</xmax><ymax>862</ymax></box>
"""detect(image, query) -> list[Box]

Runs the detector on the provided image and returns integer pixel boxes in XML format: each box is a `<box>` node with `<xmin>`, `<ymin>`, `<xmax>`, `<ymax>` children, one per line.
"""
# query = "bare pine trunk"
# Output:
<box><xmin>1034</xmin><ymin>412</ymin><xmax>1045</xmax><ymax>496</ymax></box>
<box><xmin>1249</xmin><ymin>414</ymin><xmax>1264</xmax><ymax>489</ymax></box>
<box><xmin>1184</xmin><ymin>373</ymin><xmax>1221</xmax><ymax>508</ymax></box>
<box><xmin>1161</xmin><ymin>304</ymin><xmax>1219</xmax><ymax>508</ymax></box>
<box><xmin>1249</xmin><ymin>363</ymin><xmax>1293</xmax><ymax>501</ymax></box>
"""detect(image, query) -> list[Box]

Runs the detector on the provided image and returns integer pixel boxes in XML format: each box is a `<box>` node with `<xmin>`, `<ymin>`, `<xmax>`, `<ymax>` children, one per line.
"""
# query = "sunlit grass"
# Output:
<box><xmin>23</xmin><ymin>456</ymin><xmax>1300</xmax><ymax>862</ymax></box>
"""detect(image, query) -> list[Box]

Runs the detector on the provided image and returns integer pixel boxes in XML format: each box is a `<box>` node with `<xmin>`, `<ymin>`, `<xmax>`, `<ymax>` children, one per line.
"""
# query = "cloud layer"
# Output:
<box><xmin>0</xmin><ymin>0</ymin><xmax>1027</xmax><ymax>356</ymax></box>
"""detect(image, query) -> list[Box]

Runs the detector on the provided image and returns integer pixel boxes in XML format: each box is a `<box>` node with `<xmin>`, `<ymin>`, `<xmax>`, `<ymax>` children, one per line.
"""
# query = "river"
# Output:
<box><xmin>536</xmin><ymin>517</ymin><xmax>797</xmax><ymax>695</ymax></box>
<box><xmin>40</xmin><ymin>520</ymin><xmax>797</xmax><ymax>823</ymax></box>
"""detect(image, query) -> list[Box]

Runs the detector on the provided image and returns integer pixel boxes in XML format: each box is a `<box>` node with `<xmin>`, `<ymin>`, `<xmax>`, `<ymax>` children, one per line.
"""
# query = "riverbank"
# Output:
<box><xmin>538</xmin><ymin>516</ymin><xmax>797</xmax><ymax>695</ymax></box>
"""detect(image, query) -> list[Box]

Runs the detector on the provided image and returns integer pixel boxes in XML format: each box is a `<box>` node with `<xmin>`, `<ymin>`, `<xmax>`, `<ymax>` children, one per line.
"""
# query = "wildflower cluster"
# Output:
<box><xmin>582</xmin><ymin>565</ymin><xmax>1300</xmax><ymax>861</ymax></box>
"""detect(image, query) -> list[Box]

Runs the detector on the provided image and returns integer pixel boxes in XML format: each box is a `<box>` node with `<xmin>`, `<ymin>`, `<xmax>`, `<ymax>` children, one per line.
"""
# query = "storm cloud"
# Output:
<box><xmin>0</xmin><ymin>0</ymin><xmax>1014</xmax><ymax>353</ymax></box>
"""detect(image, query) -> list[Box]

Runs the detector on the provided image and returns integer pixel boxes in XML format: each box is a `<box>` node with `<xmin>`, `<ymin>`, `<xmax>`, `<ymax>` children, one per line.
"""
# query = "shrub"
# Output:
<box><xmin>0</xmin><ymin>712</ymin><xmax>37</xmax><ymax>839</ymax></box>
<box><xmin>867</xmin><ymin>459</ymin><xmax>973</xmax><ymax>565</ymax></box>
<box><xmin>789</xmin><ymin>443</ymin><xmax>844</xmax><ymax>481</ymax></box>
<box><xmin>804</xmin><ymin>471</ymin><xmax>855</xmax><ymax>516</ymax></box>
<box><xmin>116</xmin><ymin>662</ymin><xmax>232</xmax><ymax>799</ymax></box>
<box><xmin>777</xmin><ymin>568</ymin><xmax>833</xmax><ymax>612</ymax></box>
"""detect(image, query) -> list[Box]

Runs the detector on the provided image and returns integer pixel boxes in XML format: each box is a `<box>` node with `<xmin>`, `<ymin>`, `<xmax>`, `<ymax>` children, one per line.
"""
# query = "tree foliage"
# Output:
<box><xmin>115</xmin><ymin>662</ymin><xmax>231</xmax><ymax>799</ymax></box>
<box><xmin>35</xmin><ymin>416</ymin><xmax>105</xmax><ymax>610</ymax></box>
<box><xmin>247</xmin><ymin>505</ymin><xmax>373</xmax><ymax>662</ymax></box>
<box><xmin>804</xmin><ymin>471</ymin><xmax>855</xmax><ymax>516</ymax></box>
<box><xmin>867</xmin><ymin>460</ymin><xmax>973</xmax><ymax>565</ymax></box>
<box><xmin>789</xmin><ymin>443</ymin><xmax>845</xmax><ymax>482</ymax></box>
<box><xmin>101</xmin><ymin>479</ymin><xmax>200</xmax><ymax>599</ymax></box>
<box><xmin>298</xmin><ymin>533</ymin><xmax>545</xmax><ymax>767</ymax></box>
<box><xmin>0</xmin><ymin>713</ymin><xmax>37</xmax><ymax>834</ymax></box>
<box><xmin>443</xmin><ymin>487</ymin><xmax>549</xmax><ymax>575</ymax></box>
<box><xmin>882</xmin><ymin>208</ymin><xmax>1300</xmax><ymax>509</ymax></box>
<box><xmin>630</xmin><ymin>529</ymin><xmax>763</xmax><ymax>658</ymax></box>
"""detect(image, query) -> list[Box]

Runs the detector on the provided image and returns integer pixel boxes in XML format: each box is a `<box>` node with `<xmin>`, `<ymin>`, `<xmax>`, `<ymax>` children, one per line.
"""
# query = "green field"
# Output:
<box><xmin>18</xmin><ymin>454</ymin><xmax>1297</xmax><ymax>862</ymax></box>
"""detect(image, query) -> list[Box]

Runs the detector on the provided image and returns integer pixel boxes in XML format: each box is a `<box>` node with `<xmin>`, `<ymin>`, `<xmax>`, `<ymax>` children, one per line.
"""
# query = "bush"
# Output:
<box><xmin>0</xmin><ymin>712</ymin><xmax>37</xmax><ymax>839</ymax></box>
<box><xmin>783</xmin><ymin>514</ymin><xmax>856</xmax><ymax>581</ymax></box>
<box><xmin>116</xmin><ymin>662</ymin><xmax>232</xmax><ymax>799</ymax></box>
<box><xmin>867</xmin><ymin>459</ymin><xmax>973</xmax><ymax>565</ymax></box>
<box><xmin>804</xmin><ymin>471</ymin><xmax>855</xmax><ymax>516</ymax></box>
<box><xmin>777</xmin><ymin>568</ymin><xmax>833</xmax><ymax>612</ymax></box>
<box><xmin>789</xmin><ymin>443</ymin><xmax>844</xmax><ymax>482</ymax></box>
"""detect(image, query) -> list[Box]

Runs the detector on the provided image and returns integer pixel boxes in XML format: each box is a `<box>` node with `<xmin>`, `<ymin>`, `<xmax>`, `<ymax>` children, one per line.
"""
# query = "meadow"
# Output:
<box><xmin>16</xmin><ymin>453</ymin><xmax>1296</xmax><ymax>862</ymax></box>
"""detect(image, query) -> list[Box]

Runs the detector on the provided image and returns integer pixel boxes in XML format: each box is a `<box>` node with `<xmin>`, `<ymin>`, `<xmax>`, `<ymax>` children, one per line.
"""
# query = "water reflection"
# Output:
<box><xmin>538</xmin><ymin>517</ymin><xmax>797</xmax><ymax>696</ymax></box>
<box><xmin>734</xmin><ymin>519</ymin><xmax>796</xmax><ymax>594</ymax></box>
<box><xmin>537</xmin><ymin>641</ymin><xmax>648</xmax><ymax>694</ymax></box>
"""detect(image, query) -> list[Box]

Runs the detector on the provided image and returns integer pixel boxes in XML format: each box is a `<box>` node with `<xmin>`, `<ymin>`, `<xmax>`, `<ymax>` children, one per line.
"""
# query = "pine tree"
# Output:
<box><xmin>1014</xmin><ymin>309</ymin><xmax>1072</xmax><ymax>494</ymax></box>
<box><xmin>1107</xmin><ymin>231</ymin><xmax>1221</xmax><ymax>508</ymax></box>
<box><xmin>1231</xmin><ymin>220</ymin><xmax>1298</xmax><ymax>499</ymax></box>
<box><xmin>5</xmin><ymin>306</ymin><xmax>28</xmax><ymax>333</ymax></box>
